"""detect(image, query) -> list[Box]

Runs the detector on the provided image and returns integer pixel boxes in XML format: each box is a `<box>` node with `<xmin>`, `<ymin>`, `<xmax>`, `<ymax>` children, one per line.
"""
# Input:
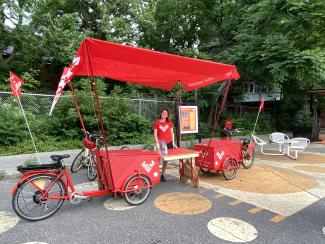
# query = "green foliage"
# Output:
<box><xmin>0</xmin><ymin>170</ymin><xmax>5</xmax><ymax>180</ymax></box>
<box><xmin>24</xmin><ymin>158</ymin><xmax>39</xmax><ymax>166</ymax></box>
<box><xmin>1</xmin><ymin>0</ymin><xmax>325</xmax><ymax>153</ymax></box>
<box><xmin>293</xmin><ymin>105</ymin><xmax>313</xmax><ymax>128</ymax></box>
<box><xmin>0</xmin><ymin>138</ymin><xmax>82</xmax><ymax>156</ymax></box>
<box><xmin>199</xmin><ymin>122</ymin><xmax>213</xmax><ymax>137</ymax></box>
<box><xmin>45</xmin><ymin>78</ymin><xmax>153</xmax><ymax>146</ymax></box>
<box><xmin>20</xmin><ymin>71</ymin><xmax>41</xmax><ymax>91</ymax></box>
<box><xmin>0</xmin><ymin>103</ymin><xmax>32</xmax><ymax>145</ymax></box>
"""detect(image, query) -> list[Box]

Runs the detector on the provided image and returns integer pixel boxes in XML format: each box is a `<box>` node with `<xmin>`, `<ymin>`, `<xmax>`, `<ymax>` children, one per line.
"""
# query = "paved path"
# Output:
<box><xmin>1</xmin><ymin>137</ymin><xmax>324</xmax><ymax>177</ymax></box>
<box><xmin>1</xmin><ymin>173</ymin><xmax>325</xmax><ymax>243</ymax></box>
<box><xmin>1</xmin><ymin>139</ymin><xmax>325</xmax><ymax>243</ymax></box>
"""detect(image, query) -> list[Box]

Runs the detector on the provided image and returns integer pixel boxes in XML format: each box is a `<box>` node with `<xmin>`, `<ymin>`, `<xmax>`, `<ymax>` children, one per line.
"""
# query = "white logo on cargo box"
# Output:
<box><xmin>141</xmin><ymin>160</ymin><xmax>156</xmax><ymax>173</ymax></box>
<box><xmin>216</xmin><ymin>151</ymin><xmax>224</xmax><ymax>160</ymax></box>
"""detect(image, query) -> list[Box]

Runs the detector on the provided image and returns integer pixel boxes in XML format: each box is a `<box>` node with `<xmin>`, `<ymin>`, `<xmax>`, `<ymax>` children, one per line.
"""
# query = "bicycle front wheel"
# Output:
<box><xmin>242</xmin><ymin>150</ymin><xmax>255</xmax><ymax>169</ymax></box>
<box><xmin>71</xmin><ymin>149</ymin><xmax>86</xmax><ymax>173</ymax></box>
<box><xmin>12</xmin><ymin>174</ymin><xmax>66</xmax><ymax>221</ymax></box>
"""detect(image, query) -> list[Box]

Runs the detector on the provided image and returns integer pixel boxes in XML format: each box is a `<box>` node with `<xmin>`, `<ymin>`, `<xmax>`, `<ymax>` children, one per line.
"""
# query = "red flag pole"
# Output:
<box><xmin>10</xmin><ymin>72</ymin><xmax>41</xmax><ymax>164</ymax></box>
<box><xmin>253</xmin><ymin>97</ymin><xmax>264</xmax><ymax>133</ymax></box>
<box><xmin>17</xmin><ymin>95</ymin><xmax>42</xmax><ymax>164</ymax></box>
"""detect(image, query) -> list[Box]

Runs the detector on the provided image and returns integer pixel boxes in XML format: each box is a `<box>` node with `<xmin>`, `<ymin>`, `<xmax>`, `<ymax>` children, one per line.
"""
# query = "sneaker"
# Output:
<box><xmin>160</xmin><ymin>174</ymin><xmax>166</xmax><ymax>182</ymax></box>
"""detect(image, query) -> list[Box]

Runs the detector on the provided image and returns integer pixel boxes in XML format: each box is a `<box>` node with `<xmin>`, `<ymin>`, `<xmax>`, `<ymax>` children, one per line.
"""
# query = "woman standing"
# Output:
<box><xmin>153</xmin><ymin>107</ymin><xmax>177</xmax><ymax>182</ymax></box>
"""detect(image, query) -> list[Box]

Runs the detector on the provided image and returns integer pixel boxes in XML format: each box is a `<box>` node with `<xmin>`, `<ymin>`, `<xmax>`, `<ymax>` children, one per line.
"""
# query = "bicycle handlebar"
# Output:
<box><xmin>81</xmin><ymin>129</ymin><xmax>103</xmax><ymax>148</ymax></box>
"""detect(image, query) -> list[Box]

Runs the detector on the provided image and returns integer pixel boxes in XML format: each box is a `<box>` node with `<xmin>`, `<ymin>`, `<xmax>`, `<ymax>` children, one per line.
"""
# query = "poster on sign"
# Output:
<box><xmin>178</xmin><ymin>106</ymin><xmax>199</xmax><ymax>134</ymax></box>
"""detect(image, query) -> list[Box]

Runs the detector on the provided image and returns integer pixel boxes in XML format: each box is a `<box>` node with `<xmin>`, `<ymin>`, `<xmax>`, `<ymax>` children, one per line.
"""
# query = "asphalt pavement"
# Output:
<box><xmin>1</xmin><ymin>139</ymin><xmax>325</xmax><ymax>243</ymax></box>
<box><xmin>1</xmin><ymin>172</ymin><xmax>325</xmax><ymax>243</ymax></box>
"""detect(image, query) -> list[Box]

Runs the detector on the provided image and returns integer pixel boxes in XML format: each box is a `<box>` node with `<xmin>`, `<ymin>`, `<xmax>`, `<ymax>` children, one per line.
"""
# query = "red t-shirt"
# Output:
<box><xmin>153</xmin><ymin>120</ymin><xmax>173</xmax><ymax>143</ymax></box>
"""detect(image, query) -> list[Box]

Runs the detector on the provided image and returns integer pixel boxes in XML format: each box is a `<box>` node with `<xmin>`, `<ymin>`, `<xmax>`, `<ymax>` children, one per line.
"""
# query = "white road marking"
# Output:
<box><xmin>0</xmin><ymin>211</ymin><xmax>19</xmax><ymax>234</ymax></box>
<box><xmin>74</xmin><ymin>182</ymin><xmax>98</xmax><ymax>192</ymax></box>
<box><xmin>207</xmin><ymin>217</ymin><xmax>258</xmax><ymax>242</ymax></box>
<box><xmin>22</xmin><ymin>242</ymin><xmax>48</xmax><ymax>244</ymax></box>
<box><xmin>103</xmin><ymin>198</ymin><xmax>136</xmax><ymax>211</ymax></box>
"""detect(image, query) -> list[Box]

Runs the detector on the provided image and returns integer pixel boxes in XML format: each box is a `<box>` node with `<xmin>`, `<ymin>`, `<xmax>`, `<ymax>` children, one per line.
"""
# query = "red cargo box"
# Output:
<box><xmin>195</xmin><ymin>139</ymin><xmax>242</xmax><ymax>171</ymax></box>
<box><xmin>96</xmin><ymin>149</ymin><xmax>161</xmax><ymax>191</ymax></box>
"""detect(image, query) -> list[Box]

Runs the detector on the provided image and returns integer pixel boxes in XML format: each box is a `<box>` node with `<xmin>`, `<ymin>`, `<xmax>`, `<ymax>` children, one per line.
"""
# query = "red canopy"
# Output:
<box><xmin>69</xmin><ymin>38</ymin><xmax>239</xmax><ymax>91</ymax></box>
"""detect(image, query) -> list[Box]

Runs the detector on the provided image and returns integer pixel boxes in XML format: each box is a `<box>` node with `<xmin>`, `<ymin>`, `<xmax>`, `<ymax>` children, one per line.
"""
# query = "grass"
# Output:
<box><xmin>0</xmin><ymin>171</ymin><xmax>5</xmax><ymax>181</ymax></box>
<box><xmin>0</xmin><ymin>139</ymin><xmax>82</xmax><ymax>156</ymax></box>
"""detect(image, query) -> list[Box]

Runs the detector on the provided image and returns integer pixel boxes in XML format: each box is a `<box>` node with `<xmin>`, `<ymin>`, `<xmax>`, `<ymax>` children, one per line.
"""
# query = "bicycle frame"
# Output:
<box><xmin>12</xmin><ymin>166</ymin><xmax>112</xmax><ymax>200</ymax></box>
<box><xmin>238</xmin><ymin>142</ymin><xmax>255</xmax><ymax>164</ymax></box>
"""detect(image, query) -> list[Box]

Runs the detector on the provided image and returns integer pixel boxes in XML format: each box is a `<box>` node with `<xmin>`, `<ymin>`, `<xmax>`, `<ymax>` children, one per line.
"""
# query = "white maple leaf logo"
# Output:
<box><xmin>159</xmin><ymin>124</ymin><xmax>169</xmax><ymax>132</ymax></box>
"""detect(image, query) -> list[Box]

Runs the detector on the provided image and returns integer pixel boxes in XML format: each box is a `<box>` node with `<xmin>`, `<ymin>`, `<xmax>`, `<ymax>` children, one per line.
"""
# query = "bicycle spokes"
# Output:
<box><xmin>13</xmin><ymin>175</ymin><xmax>66</xmax><ymax>221</ymax></box>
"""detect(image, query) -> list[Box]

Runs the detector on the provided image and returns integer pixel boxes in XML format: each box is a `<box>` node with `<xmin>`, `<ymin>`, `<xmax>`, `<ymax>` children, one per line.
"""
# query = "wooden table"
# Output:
<box><xmin>160</xmin><ymin>148</ymin><xmax>201</xmax><ymax>188</ymax></box>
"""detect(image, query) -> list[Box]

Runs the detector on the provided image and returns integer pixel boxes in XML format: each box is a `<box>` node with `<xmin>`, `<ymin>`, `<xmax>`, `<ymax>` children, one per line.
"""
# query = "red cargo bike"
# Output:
<box><xmin>195</xmin><ymin>138</ymin><xmax>255</xmax><ymax>180</ymax></box>
<box><xmin>12</xmin><ymin>38</ymin><xmax>240</xmax><ymax>221</ymax></box>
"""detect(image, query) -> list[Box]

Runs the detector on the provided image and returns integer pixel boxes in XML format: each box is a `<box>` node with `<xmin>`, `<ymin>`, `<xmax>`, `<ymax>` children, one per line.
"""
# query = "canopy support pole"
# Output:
<box><xmin>85</xmin><ymin>41</ymin><xmax>115</xmax><ymax>191</ymax></box>
<box><xmin>199</xmin><ymin>80</ymin><xmax>232</xmax><ymax>166</ymax></box>
<box><xmin>177</xmin><ymin>81</ymin><xmax>182</xmax><ymax>147</ymax></box>
<box><xmin>68</xmin><ymin>82</ymin><xmax>86</xmax><ymax>131</ymax></box>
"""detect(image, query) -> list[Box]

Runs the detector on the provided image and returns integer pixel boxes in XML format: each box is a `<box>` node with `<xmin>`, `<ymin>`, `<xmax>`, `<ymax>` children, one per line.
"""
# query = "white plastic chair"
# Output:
<box><xmin>287</xmin><ymin>137</ymin><xmax>310</xmax><ymax>160</ymax></box>
<box><xmin>270</xmin><ymin>132</ymin><xmax>290</xmax><ymax>154</ymax></box>
<box><xmin>251</xmin><ymin>134</ymin><xmax>285</xmax><ymax>156</ymax></box>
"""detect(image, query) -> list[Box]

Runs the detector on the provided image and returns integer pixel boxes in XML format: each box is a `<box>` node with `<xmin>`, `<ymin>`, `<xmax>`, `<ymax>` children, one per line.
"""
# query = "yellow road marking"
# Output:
<box><xmin>249</xmin><ymin>207</ymin><xmax>264</xmax><ymax>214</ymax></box>
<box><xmin>229</xmin><ymin>199</ymin><xmax>243</xmax><ymax>206</ymax></box>
<box><xmin>270</xmin><ymin>214</ymin><xmax>286</xmax><ymax>223</ymax></box>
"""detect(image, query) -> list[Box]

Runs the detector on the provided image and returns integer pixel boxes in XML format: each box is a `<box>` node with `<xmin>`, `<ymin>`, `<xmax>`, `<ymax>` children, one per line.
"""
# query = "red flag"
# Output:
<box><xmin>49</xmin><ymin>67</ymin><xmax>73</xmax><ymax>115</ymax></box>
<box><xmin>259</xmin><ymin>96</ymin><xmax>264</xmax><ymax>113</ymax></box>
<box><xmin>9</xmin><ymin>71</ymin><xmax>24</xmax><ymax>98</ymax></box>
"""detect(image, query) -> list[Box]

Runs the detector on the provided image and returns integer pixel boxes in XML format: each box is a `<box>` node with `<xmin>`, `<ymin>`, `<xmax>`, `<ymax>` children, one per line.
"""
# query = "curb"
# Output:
<box><xmin>1</xmin><ymin>170</ymin><xmax>20</xmax><ymax>180</ymax></box>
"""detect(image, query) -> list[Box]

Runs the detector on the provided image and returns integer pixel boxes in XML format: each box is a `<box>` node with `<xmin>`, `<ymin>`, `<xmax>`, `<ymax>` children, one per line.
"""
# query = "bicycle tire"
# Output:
<box><xmin>223</xmin><ymin>158</ymin><xmax>237</xmax><ymax>180</ymax></box>
<box><xmin>71</xmin><ymin>149</ymin><xmax>86</xmax><ymax>173</ymax></box>
<box><xmin>120</xmin><ymin>146</ymin><xmax>131</xmax><ymax>150</ymax></box>
<box><xmin>200</xmin><ymin>167</ymin><xmax>211</xmax><ymax>174</ymax></box>
<box><xmin>143</xmin><ymin>144</ymin><xmax>155</xmax><ymax>150</ymax></box>
<box><xmin>124</xmin><ymin>175</ymin><xmax>151</xmax><ymax>205</ymax></box>
<box><xmin>12</xmin><ymin>174</ymin><xmax>66</xmax><ymax>221</ymax></box>
<box><xmin>87</xmin><ymin>156</ymin><xmax>97</xmax><ymax>181</ymax></box>
<box><xmin>242</xmin><ymin>150</ymin><xmax>255</xmax><ymax>169</ymax></box>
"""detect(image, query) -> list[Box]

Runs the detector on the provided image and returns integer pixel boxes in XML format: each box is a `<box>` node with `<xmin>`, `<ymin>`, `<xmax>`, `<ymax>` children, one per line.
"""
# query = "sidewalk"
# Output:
<box><xmin>0</xmin><ymin>144</ymin><xmax>145</xmax><ymax>177</ymax></box>
<box><xmin>1</xmin><ymin>136</ymin><xmax>324</xmax><ymax>177</ymax></box>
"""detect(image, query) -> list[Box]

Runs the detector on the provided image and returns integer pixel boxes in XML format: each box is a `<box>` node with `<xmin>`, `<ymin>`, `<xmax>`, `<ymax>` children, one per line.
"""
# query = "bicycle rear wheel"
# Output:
<box><xmin>71</xmin><ymin>149</ymin><xmax>86</xmax><ymax>173</ymax></box>
<box><xmin>12</xmin><ymin>174</ymin><xmax>66</xmax><ymax>221</ymax></box>
<box><xmin>87</xmin><ymin>156</ymin><xmax>97</xmax><ymax>181</ymax></box>
<box><xmin>124</xmin><ymin>175</ymin><xmax>151</xmax><ymax>205</ymax></box>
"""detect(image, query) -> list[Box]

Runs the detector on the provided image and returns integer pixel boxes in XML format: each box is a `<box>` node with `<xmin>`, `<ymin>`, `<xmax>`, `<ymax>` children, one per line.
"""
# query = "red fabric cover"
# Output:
<box><xmin>69</xmin><ymin>38</ymin><xmax>240</xmax><ymax>91</ymax></box>
<box><xmin>165</xmin><ymin>148</ymin><xmax>200</xmax><ymax>156</ymax></box>
<box><xmin>96</xmin><ymin>150</ymin><xmax>161</xmax><ymax>190</ymax></box>
<box><xmin>153</xmin><ymin>120</ymin><xmax>173</xmax><ymax>143</ymax></box>
<box><xmin>195</xmin><ymin>139</ymin><xmax>242</xmax><ymax>171</ymax></box>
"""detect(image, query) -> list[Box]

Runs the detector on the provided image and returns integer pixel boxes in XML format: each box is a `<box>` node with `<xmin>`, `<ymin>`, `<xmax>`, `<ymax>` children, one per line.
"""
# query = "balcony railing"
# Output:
<box><xmin>241</xmin><ymin>92</ymin><xmax>282</xmax><ymax>102</ymax></box>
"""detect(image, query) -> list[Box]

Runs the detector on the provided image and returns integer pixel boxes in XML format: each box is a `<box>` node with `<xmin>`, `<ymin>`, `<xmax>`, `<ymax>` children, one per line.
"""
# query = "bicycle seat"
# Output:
<box><xmin>50</xmin><ymin>154</ymin><xmax>70</xmax><ymax>162</ymax></box>
<box><xmin>17</xmin><ymin>162</ymin><xmax>63</xmax><ymax>172</ymax></box>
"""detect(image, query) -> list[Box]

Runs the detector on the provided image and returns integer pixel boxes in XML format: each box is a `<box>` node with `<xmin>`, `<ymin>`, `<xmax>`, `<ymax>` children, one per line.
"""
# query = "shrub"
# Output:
<box><xmin>293</xmin><ymin>105</ymin><xmax>313</xmax><ymax>128</ymax></box>
<box><xmin>0</xmin><ymin>103</ymin><xmax>35</xmax><ymax>145</ymax></box>
<box><xmin>0</xmin><ymin>171</ymin><xmax>5</xmax><ymax>180</ymax></box>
